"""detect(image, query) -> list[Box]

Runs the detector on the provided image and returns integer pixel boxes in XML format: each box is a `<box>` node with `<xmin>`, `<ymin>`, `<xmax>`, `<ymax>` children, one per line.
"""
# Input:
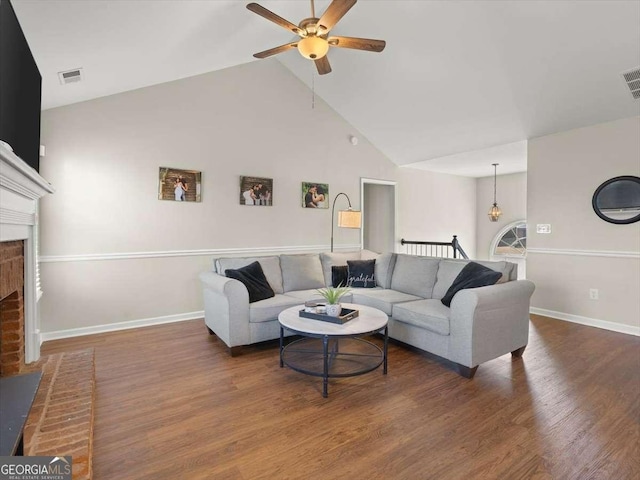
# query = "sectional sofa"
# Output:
<box><xmin>199</xmin><ymin>250</ymin><xmax>535</xmax><ymax>378</ymax></box>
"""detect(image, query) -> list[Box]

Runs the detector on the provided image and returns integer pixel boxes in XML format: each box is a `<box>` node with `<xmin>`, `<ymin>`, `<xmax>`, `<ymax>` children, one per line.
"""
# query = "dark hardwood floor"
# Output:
<box><xmin>40</xmin><ymin>314</ymin><xmax>640</xmax><ymax>479</ymax></box>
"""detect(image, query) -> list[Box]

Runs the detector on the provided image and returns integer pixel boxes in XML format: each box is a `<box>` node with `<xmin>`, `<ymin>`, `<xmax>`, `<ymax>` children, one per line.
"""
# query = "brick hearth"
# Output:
<box><xmin>24</xmin><ymin>349</ymin><xmax>96</xmax><ymax>480</ymax></box>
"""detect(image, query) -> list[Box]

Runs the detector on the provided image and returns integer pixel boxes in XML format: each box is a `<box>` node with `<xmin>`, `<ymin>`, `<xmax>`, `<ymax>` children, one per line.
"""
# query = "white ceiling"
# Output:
<box><xmin>404</xmin><ymin>141</ymin><xmax>527</xmax><ymax>178</ymax></box>
<box><xmin>12</xmin><ymin>0</ymin><xmax>640</xmax><ymax>177</ymax></box>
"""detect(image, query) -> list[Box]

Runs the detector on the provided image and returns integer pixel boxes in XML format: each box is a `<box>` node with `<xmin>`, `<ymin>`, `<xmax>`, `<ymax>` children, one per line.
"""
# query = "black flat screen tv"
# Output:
<box><xmin>0</xmin><ymin>0</ymin><xmax>41</xmax><ymax>172</ymax></box>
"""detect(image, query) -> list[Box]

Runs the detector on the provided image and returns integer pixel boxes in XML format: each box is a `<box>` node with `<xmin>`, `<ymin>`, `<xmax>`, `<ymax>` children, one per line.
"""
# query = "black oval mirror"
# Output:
<box><xmin>592</xmin><ymin>176</ymin><xmax>640</xmax><ymax>224</ymax></box>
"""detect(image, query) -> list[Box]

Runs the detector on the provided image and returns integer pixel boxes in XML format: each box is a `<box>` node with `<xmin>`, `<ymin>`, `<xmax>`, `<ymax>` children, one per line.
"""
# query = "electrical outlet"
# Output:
<box><xmin>536</xmin><ymin>224</ymin><xmax>551</xmax><ymax>234</ymax></box>
<box><xmin>589</xmin><ymin>288</ymin><xmax>599</xmax><ymax>300</ymax></box>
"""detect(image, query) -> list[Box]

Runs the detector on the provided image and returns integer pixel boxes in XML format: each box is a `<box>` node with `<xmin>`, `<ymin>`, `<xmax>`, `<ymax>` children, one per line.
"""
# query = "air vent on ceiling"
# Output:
<box><xmin>58</xmin><ymin>68</ymin><xmax>83</xmax><ymax>85</ymax></box>
<box><xmin>622</xmin><ymin>67</ymin><xmax>640</xmax><ymax>100</ymax></box>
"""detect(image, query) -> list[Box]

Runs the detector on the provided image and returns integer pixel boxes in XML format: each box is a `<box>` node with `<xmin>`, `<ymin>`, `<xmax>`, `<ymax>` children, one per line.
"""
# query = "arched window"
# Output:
<box><xmin>491</xmin><ymin>221</ymin><xmax>527</xmax><ymax>257</ymax></box>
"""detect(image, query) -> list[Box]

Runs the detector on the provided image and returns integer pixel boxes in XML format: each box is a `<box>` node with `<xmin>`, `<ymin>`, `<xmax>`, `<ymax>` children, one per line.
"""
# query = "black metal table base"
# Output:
<box><xmin>280</xmin><ymin>325</ymin><xmax>388</xmax><ymax>398</ymax></box>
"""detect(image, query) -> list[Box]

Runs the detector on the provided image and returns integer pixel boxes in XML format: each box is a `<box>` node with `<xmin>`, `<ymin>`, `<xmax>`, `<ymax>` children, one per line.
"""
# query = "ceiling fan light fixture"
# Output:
<box><xmin>297</xmin><ymin>36</ymin><xmax>329</xmax><ymax>59</ymax></box>
<box><xmin>247</xmin><ymin>0</ymin><xmax>385</xmax><ymax>74</ymax></box>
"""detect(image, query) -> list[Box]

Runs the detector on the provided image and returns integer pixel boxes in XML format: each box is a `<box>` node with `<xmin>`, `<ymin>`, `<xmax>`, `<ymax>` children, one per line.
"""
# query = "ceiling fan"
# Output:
<box><xmin>247</xmin><ymin>0</ymin><xmax>386</xmax><ymax>75</ymax></box>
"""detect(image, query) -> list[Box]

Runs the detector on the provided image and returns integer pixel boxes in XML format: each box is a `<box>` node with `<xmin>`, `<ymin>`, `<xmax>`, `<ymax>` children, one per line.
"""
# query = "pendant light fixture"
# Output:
<box><xmin>488</xmin><ymin>163</ymin><xmax>502</xmax><ymax>222</ymax></box>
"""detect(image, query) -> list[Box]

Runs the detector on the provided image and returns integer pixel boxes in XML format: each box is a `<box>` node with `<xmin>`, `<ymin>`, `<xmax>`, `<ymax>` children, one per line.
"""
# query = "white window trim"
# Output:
<box><xmin>490</xmin><ymin>220</ymin><xmax>527</xmax><ymax>259</ymax></box>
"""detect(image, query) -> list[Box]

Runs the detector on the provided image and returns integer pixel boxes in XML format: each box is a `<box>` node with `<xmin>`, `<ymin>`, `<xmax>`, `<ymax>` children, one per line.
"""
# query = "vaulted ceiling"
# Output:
<box><xmin>12</xmin><ymin>0</ymin><xmax>640</xmax><ymax>176</ymax></box>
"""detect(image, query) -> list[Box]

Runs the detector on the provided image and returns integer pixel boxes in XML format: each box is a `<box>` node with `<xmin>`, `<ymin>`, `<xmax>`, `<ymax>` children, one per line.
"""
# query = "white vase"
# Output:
<box><xmin>326</xmin><ymin>303</ymin><xmax>342</xmax><ymax>317</ymax></box>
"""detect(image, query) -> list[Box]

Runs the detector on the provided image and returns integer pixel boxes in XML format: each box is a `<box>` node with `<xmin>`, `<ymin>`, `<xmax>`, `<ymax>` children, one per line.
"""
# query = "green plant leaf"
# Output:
<box><xmin>316</xmin><ymin>285</ymin><xmax>351</xmax><ymax>304</ymax></box>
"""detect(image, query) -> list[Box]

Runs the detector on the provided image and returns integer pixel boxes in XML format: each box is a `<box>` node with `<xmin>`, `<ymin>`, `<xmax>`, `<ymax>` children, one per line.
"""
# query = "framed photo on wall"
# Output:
<box><xmin>240</xmin><ymin>176</ymin><xmax>273</xmax><ymax>206</ymax></box>
<box><xmin>158</xmin><ymin>167</ymin><xmax>202</xmax><ymax>202</ymax></box>
<box><xmin>302</xmin><ymin>182</ymin><xmax>329</xmax><ymax>208</ymax></box>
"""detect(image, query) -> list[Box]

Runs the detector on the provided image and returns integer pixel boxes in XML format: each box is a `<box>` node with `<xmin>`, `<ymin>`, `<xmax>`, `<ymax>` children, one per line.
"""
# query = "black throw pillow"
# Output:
<box><xmin>441</xmin><ymin>262</ymin><xmax>503</xmax><ymax>307</ymax></box>
<box><xmin>347</xmin><ymin>259</ymin><xmax>376</xmax><ymax>288</ymax></box>
<box><xmin>331</xmin><ymin>265</ymin><xmax>349</xmax><ymax>287</ymax></box>
<box><xmin>225</xmin><ymin>261</ymin><xmax>275</xmax><ymax>304</ymax></box>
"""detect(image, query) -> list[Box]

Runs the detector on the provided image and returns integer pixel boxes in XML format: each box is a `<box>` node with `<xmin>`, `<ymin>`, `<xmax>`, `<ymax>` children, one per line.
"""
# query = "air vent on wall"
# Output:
<box><xmin>622</xmin><ymin>67</ymin><xmax>640</xmax><ymax>100</ymax></box>
<box><xmin>58</xmin><ymin>68</ymin><xmax>83</xmax><ymax>85</ymax></box>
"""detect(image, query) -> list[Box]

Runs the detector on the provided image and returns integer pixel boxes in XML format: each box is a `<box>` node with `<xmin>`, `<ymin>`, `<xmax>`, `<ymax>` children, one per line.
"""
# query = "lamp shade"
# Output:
<box><xmin>297</xmin><ymin>36</ymin><xmax>329</xmax><ymax>59</ymax></box>
<box><xmin>338</xmin><ymin>209</ymin><xmax>362</xmax><ymax>228</ymax></box>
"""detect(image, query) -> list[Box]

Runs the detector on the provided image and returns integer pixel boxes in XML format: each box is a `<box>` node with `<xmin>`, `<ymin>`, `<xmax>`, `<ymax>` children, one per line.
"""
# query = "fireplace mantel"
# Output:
<box><xmin>0</xmin><ymin>141</ymin><xmax>54</xmax><ymax>363</ymax></box>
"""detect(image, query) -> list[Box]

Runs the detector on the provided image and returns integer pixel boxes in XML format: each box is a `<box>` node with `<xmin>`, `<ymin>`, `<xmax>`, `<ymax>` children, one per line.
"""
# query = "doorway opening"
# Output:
<box><xmin>360</xmin><ymin>178</ymin><xmax>397</xmax><ymax>253</ymax></box>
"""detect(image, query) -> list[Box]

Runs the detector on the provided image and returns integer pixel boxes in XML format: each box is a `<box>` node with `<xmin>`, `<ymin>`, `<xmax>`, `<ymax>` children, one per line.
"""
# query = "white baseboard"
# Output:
<box><xmin>40</xmin><ymin>306</ymin><xmax>640</xmax><ymax>343</ymax></box>
<box><xmin>40</xmin><ymin>310</ymin><xmax>204</xmax><ymax>343</ymax></box>
<box><xmin>530</xmin><ymin>307</ymin><xmax>640</xmax><ymax>336</ymax></box>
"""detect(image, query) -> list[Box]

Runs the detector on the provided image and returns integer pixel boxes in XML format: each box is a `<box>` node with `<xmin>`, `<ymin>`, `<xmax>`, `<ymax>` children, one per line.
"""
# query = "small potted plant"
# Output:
<box><xmin>316</xmin><ymin>284</ymin><xmax>351</xmax><ymax>317</ymax></box>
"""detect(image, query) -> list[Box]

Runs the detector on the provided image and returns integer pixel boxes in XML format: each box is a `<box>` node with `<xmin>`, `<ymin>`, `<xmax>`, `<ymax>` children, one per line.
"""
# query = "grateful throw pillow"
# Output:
<box><xmin>440</xmin><ymin>262</ymin><xmax>503</xmax><ymax>307</ymax></box>
<box><xmin>347</xmin><ymin>259</ymin><xmax>376</xmax><ymax>288</ymax></box>
<box><xmin>331</xmin><ymin>265</ymin><xmax>349</xmax><ymax>288</ymax></box>
<box><xmin>225</xmin><ymin>261</ymin><xmax>275</xmax><ymax>303</ymax></box>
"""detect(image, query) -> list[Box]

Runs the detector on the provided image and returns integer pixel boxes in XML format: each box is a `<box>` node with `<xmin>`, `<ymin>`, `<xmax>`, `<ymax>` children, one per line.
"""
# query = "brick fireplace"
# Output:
<box><xmin>0</xmin><ymin>240</ymin><xmax>25</xmax><ymax>376</ymax></box>
<box><xmin>0</xmin><ymin>141</ymin><xmax>54</xmax><ymax>370</ymax></box>
<box><xmin>1</xmin><ymin>143</ymin><xmax>93</xmax><ymax>477</ymax></box>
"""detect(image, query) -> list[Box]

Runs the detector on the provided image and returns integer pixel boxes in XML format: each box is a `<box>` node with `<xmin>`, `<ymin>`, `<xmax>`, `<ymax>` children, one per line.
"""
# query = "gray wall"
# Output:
<box><xmin>38</xmin><ymin>60</ymin><xmax>477</xmax><ymax>334</ymax></box>
<box><xmin>527</xmin><ymin>116</ymin><xmax>640</xmax><ymax>333</ymax></box>
<box><xmin>396</xmin><ymin>167</ymin><xmax>477</xmax><ymax>256</ymax></box>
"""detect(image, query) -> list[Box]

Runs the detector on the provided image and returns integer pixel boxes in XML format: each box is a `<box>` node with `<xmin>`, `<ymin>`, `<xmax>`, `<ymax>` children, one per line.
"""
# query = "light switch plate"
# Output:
<box><xmin>536</xmin><ymin>224</ymin><xmax>551</xmax><ymax>234</ymax></box>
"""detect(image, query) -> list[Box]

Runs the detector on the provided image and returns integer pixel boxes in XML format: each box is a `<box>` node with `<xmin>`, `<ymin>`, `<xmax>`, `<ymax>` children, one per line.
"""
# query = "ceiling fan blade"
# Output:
<box><xmin>246</xmin><ymin>3</ymin><xmax>302</xmax><ymax>35</ymax></box>
<box><xmin>328</xmin><ymin>36</ymin><xmax>386</xmax><ymax>52</ymax></box>
<box><xmin>315</xmin><ymin>56</ymin><xmax>332</xmax><ymax>75</ymax></box>
<box><xmin>253</xmin><ymin>42</ymin><xmax>298</xmax><ymax>59</ymax></box>
<box><xmin>317</xmin><ymin>0</ymin><xmax>357</xmax><ymax>32</ymax></box>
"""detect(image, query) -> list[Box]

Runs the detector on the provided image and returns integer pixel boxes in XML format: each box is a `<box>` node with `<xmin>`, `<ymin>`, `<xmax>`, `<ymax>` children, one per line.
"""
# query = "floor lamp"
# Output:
<box><xmin>331</xmin><ymin>193</ymin><xmax>362</xmax><ymax>252</ymax></box>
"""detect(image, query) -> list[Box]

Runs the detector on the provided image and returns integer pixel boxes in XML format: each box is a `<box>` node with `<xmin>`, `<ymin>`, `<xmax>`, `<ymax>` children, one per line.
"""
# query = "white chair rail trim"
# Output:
<box><xmin>39</xmin><ymin>244</ymin><xmax>364</xmax><ymax>263</ymax></box>
<box><xmin>527</xmin><ymin>248</ymin><xmax>640</xmax><ymax>259</ymax></box>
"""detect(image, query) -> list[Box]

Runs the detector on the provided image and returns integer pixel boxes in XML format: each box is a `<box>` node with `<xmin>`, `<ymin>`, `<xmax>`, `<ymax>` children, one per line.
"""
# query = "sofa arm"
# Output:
<box><xmin>448</xmin><ymin>280</ymin><xmax>535</xmax><ymax>367</ymax></box>
<box><xmin>199</xmin><ymin>271</ymin><xmax>250</xmax><ymax>348</ymax></box>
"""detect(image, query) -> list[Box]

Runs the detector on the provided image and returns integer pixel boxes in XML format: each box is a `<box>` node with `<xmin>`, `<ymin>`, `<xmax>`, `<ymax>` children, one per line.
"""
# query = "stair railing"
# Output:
<box><xmin>400</xmin><ymin>235</ymin><xmax>469</xmax><ymax>259</ymax></box>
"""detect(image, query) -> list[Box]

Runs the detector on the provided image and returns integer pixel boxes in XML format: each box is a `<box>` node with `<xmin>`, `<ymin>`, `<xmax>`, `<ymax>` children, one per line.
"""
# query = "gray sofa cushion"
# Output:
<box><xmin>392</xmin><ymin>299</ymin><xmax>451</xmax><ymax>336</ymax></box>
<box><xmin>351</xmin><ymin>288</ymin><xmax>422</xmax><ymax>316</ymax></box>
<box><xmin>281</xmin><ymin>254</ymin><xmax>325</xmax><ymax>292</ymax></box>
<box><xmin>249</xmin><ymin>294</ymin><xmax>301</xmax><ymax>323</ymax></box>
<box><xmin>390</xmin><ymin>254</ymin><xmax>440</xmax><ymax>298</ymax></box>
<box><xmin>359</xmin><ymin>249</ymin><xmax>379</xmax><ymax>260</ymax></box>
<box><xmin>432</xmin><ymin>260</ymin><xmax>467</xmax><ymax>300</ymax></box>
<box><xmin>319</xmin><ymin>251</ymin><xmax>362</xmax><ymax>286</ymax></box>
<box><xmin>216</xmin><ymin>256</ymin><xmax>284</xmax><ymax>294</ymax></box>
<box><xmin>374</xmin><ymin>253</ymin><xmax>396</xmax><ymax>289</ymax></box>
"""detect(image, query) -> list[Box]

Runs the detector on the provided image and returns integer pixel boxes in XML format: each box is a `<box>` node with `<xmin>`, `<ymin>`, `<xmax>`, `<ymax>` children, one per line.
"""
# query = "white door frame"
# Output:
<box><xmin>360</xmin><ymin>178</ymin><xmax>398</xmax><ymax>252</ymax></box>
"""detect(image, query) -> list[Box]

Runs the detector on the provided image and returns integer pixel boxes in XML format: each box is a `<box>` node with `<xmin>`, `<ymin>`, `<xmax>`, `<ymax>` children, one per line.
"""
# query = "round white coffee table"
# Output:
<box><xmin>278</xmin><ymin>303</ymin><xmax>388</xmax><ymax>398</ymax></box>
